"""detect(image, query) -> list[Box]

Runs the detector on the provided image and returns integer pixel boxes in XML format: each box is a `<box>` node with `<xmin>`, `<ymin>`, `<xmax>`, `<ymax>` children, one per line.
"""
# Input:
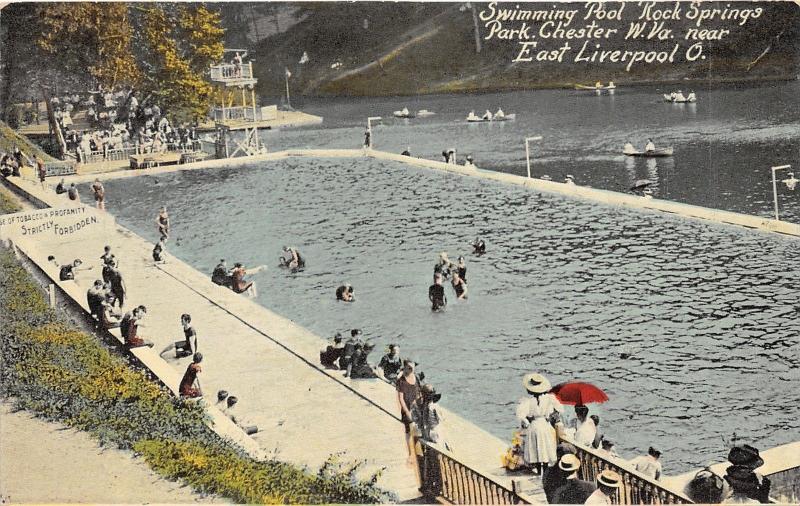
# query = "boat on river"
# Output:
<box><xmin>623</xmin><ymin>147</ymin><xmax>674</xmax><ymax>157</ymax></box>
<box><xmin>663</xmin><ymin>91</ymin><xmax>697</xmax><ymax>103</ymax></box>
<box><xmin>393</xmin><ymin>107</ymin><xmax>415</xmax><ymax>118</ymax></box>
<box><xmin>576</xmin><ymin>81</ymin><xmax>616</xmax><ymax>91</ymax></box>
<box><xmin>466</xmin><ymin>110</ymin><xmax>516</xmax><ymax>123</ymax></box>
<box><xmin>417</xmin><ymin>109</ymin><xmax>436</xmax><ymax>117</ymax></box>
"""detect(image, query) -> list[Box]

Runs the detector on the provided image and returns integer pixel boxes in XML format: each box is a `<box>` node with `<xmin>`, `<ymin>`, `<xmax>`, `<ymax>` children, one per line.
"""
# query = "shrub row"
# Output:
<box><xmin>0</xmin><ymin>246</ymin><xmax>388</xmax><ymax>503</ymax></box>
<box><xmin>0</xmin><ymin>186</ymin><xmax>22</xmax><ymax>214</ymax></box>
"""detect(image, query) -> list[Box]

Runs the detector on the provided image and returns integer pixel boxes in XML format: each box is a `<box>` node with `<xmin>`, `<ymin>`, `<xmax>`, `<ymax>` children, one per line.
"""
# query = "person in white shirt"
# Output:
<box><xmin>645</xmin><ymin>139</ymin><xmax>656</xmax><ymax>152</ymax></box>
<box><xmin>629</xmin><ymin>446</ymin><xmax>662</xmax><ymax>480</ymax></box>
<box><xmin>571</xmin><ymin>405</ymin><xmax>597</xmax><ymax>447</ymax></box>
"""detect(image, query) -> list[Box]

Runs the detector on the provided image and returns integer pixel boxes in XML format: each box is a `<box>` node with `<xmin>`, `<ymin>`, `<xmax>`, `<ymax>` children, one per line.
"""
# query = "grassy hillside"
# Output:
<box><xmin>0</xmin><ymin>121</ymin><xmax>54</xmax><ymax>161</ymax></box>
<box><xmin>252</xmin><ymin>1</ymin><xmax>800</xmax><ymax>97</ymax></box>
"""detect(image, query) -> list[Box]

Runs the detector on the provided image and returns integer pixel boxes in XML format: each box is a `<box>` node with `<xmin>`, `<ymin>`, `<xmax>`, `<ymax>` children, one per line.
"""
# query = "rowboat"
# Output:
<box><xmin>465</xmin><ymin>112</ymin><xmax>516</xmax><ymax>122</ymax></box>
<box><xmin>393</xmin><ymin>109</ymin><xmax>415</xmax><ymax>118</ymax></box>
<box><xmin>576</xmin><ymin>82</ymin><xmax>616</xmax><ymax>91</ymax></box>
<box><xmin>663</xmin><ymin>93</ymin><xmax>696</xmax><ymax>103</ymax></box>
<box><xmin>623</xmin><ymin>147</ymin><xmax>673</xmax><ymax>157</ymax></box>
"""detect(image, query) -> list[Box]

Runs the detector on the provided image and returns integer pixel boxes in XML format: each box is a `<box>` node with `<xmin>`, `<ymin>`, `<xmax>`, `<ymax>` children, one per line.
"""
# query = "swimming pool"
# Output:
<box><xmin>87</xmin><ymin>156</ymin><xmax>800</xmax><ymax>472</ymax></box>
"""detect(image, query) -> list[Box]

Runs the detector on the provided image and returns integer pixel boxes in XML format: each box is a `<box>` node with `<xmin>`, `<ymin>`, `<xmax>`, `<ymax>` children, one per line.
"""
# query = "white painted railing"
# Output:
<box><xmin>210</xmin><ymin>62</ymin><xmax>254</xmax><ymax>81</ymax></box>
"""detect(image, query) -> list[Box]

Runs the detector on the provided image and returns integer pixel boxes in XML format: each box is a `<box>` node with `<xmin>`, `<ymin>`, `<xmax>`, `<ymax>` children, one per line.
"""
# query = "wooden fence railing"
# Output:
<box><xmin>79</xmin><ymin>141</ymin><xmax>202</xmax><ymax>164</ymax></box>
<box><xmin>44</xmin><ymin>161</ymin><xmax>77</xmax><ymax>178</ymax></box>
<box><xmin>566</xmin><ymin>438</ymin><xmax>693</xmax><ymax>504</ymax></box>
<box><xmin>417</xmin><ymin>439</ymin><xmax>531</xmax><ymax>504</ymax></box>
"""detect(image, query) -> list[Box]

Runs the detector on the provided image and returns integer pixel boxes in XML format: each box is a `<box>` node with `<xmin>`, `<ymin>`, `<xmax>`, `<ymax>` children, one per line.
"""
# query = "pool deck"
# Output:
<box><xmin>1</xmin><ymin>173</ymin><xmax>550</xmax><ymax>503</ymax></box>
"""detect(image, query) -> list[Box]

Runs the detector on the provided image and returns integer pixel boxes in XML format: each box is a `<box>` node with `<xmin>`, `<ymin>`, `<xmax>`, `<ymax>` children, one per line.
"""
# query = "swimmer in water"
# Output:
<box><xmin>456</xmin><ymin>256</ymin><xmax>467</xmax><ymax>284</ymax></box>
<box><xmin>435</xmin><ymin>252</ymin><xmax>452</xmax><ymax>280</ymax></box>
<box><xmin>156</xmin><ymin>206</ymin><xmax>169</xmax><ymax>240</ymax></box>
<box><xmin>472</xmin><ymin>237</ymin><xmax>486</xmax><ymax>256</ymax></box>
<box><xmin>429</xmin><ymin>273</ymin><xmax>447</xmax><ymax>312</ymax></box>
<box><xmin>336</xmin><ymin>284</ymin><xmax>355</xmax><ymax>302</ymax></box>
<box><xmin>280</xmin><ymin>246</ymin><xmax>305</xmax><ymax>272</ymax></box>
<box><xmin>451</xmin><ymin>270</ymin><xmax>468</xmax><ymax>300</ymax></box>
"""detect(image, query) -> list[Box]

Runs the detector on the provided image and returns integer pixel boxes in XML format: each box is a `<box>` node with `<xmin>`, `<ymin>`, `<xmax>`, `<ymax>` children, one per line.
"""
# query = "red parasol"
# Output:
<box><xmin>550</xmin><ymin>382</ymin><xmax>609</xmax><ymax>405</ymax></box>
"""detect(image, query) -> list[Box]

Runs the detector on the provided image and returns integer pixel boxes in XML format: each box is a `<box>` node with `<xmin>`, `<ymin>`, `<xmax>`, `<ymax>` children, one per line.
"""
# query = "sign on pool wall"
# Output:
<box><xmin>0</xmin><ymin>206</ymin><xmax>115</xmax><ymax>244</ymax></box>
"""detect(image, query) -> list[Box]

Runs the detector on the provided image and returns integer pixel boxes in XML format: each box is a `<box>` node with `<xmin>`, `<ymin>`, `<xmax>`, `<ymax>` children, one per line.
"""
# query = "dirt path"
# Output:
<box><xmin>0</xmin><ymin>403</ymin><xmax>219</xmax><ymax>504</ymax></box>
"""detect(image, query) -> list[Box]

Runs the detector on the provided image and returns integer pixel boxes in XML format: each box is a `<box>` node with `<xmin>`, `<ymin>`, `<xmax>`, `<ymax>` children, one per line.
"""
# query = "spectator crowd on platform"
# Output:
<box><xmin>43</xmin><ymin>88</ymin><xmax>201</xmax><ymax>163</ymax></box>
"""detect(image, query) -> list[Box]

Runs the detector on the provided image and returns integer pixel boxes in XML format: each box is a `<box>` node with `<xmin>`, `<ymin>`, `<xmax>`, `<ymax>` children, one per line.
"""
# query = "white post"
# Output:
<box><xmin>524</xmin><ymin>136</ymin><xmax>543</xmax><ymax>179</ymax></box>
<box><xmin>772</xmin><ymin>164</ymin><xmax>792</xmax><ymax>221</ymax></box>
<box><xmin>48</xmin><ymin>283</ymin><xmax>56</xmax><ymax>308</ymax></box>
<box><xmin>367</xmin><ymin>116</ymin><xmax>381</xmax><ymax>148</ymax></box>
<box><xmin>285</xmin><ymin>73</ymin><xmax>291</xmax><ymax>109</ymax></box>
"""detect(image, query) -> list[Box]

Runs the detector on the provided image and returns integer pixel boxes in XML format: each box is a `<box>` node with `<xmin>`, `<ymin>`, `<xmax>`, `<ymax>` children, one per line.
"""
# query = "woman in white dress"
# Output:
<box><xmin>516</xmin><ymin>373</ymin><xmax>564</xmax><ymax>474</ymax></box>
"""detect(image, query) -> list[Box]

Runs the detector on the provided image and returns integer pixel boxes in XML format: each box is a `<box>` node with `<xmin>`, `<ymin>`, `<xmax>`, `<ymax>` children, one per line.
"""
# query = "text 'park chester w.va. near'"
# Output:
<box><xmin>0</xmin><ymin>1</ymin><xmax>798</xmax><ymax>505</ymax></box>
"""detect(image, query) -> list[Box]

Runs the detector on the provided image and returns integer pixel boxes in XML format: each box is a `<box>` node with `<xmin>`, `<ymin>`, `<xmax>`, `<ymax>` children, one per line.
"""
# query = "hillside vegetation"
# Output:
<box><xmin>252</xmin><ymin>2</ymin><xmax>800</xmax><ymax>97</ymax></box>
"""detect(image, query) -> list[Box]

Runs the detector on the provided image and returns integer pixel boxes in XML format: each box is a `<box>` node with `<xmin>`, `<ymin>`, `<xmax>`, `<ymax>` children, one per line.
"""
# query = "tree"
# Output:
<box><xmin>37</xmin><ymin>3</ymin><xmax>140</xmax><ymax>91</ymax></box>
<box><xmin>140</xmin><ymin>5</ymin><xmax>225</xmax><ymax>122</ymax></box>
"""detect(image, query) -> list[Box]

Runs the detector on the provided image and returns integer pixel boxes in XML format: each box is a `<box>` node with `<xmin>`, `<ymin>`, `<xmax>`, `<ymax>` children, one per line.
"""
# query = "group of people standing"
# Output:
<box><xmin>428</xmin><ymin>251</ymin><xmax>468</xmax><ymax>311</ymax></box>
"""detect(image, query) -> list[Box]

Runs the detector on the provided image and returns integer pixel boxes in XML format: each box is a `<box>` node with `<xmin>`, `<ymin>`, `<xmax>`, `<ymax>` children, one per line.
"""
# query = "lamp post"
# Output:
<box><xmin>525</xmin><ymin>136</ymin><xmax>543</xmax><ymax>179</ymax></box>
<box><xmin>771</xmin><ymin>164</ymin><xmax>795</xmax><ymax>221</ymax></box>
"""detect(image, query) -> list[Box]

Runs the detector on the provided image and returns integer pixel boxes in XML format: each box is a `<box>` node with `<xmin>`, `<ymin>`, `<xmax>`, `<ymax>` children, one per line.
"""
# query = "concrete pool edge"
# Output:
<box><xmin>54</xmin><ymin>148</ymin><xmax>800</xmax><ymax>240</ymax></box>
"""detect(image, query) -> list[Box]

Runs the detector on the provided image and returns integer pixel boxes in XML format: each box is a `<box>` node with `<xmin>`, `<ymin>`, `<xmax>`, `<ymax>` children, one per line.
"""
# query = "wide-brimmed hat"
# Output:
<box><xmin>559</xmin><ymin>454</ymin><xmax>581</xmax><ymax>472</ymax></box>
<box><xmin>597</xmin><ymin>469</ymin><xmax>622</xmax><ymax>488</ymax></box>
<box><xmin>522</xmin><ymin>373</ymin><xmax>551</xmax><ymax>394</ymax></box>
<box><xmin>727</xmin><ymin>445</ymin><xmax>764</xmax><ymax>469</ymax></box>
<box><xmin>724</xmin><ymin>465</ymin><xmax>761</xmax><ymax>493</ymax></box>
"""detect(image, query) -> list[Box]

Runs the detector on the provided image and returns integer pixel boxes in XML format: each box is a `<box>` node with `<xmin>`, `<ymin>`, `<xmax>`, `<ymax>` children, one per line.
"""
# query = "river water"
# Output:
<box><xmin>88</xmin><ymin>82</ymin><xmax>800</xmax><ymax>473</ymax></box>
<box><xmin>266</xmin><ymin>80</ymin><xmax>800</xmax><ymax>222</ymax></box>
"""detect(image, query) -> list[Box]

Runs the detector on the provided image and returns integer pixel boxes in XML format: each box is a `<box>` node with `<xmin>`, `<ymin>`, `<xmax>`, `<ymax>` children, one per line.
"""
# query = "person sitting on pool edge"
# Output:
<box><xmin>336</xmin><ymin>284</ymin><xmax>355</xmax><ymax>302</ymax></box>
<box><xmin>429</xmin><ymin>273</ymin><xmax>447</xmax><ymax>312</ymax></box>
<box><xmin>211</xmin><ymin>259</ymin><xmax>231</xmax><ymax>287</ymax></box>
<box><xmin>159</xmin><ymin>313</ymin><xmax>198</xmax><ymax>359</ymax></box>
<box><xmin>378</xmin><ymin>344</ymin><xmax>402</xmax><ymax>383</ymax></box>
<box><xmin>320</xmin><ymin>333</ymin><xmax>345</xmax><ymax>369</ymax></box>
<box><xmin>59</xmin><ymin>258</ymin><xmax>91</xmax><ymax>281</ymax></box>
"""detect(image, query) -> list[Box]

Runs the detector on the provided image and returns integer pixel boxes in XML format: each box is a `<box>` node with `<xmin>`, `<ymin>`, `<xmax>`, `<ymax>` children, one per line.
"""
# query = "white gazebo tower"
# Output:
<box><xmin>210</xmin><ymin>49</ymin><xmax>263</xmax><ymax>157</ymax></box>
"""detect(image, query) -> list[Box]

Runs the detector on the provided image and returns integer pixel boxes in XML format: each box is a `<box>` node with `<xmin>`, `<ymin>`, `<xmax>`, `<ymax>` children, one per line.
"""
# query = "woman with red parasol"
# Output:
<box><xmin>515</xmin><ymin>373</ymin><xmax>565</xmax><ymax>475</ymax></box>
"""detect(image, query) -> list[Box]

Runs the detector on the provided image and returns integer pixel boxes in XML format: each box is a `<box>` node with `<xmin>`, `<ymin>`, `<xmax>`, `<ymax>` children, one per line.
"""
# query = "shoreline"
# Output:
<box><xmin>287</xmin><ymin>73</ymin><xmax>798</xmax><ymax>99</ymax></box>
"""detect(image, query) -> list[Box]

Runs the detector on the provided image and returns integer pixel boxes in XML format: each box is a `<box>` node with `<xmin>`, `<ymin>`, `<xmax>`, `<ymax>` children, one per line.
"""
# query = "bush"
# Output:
<box><xmin>0</xmin><ymin>187</ymin><xmax>22</xmax><ymax>214</ymax></box>
<box><xmin>0</xmin><ymin>246</ymin><xmax>388</xmax><ymax>503</ymax></box>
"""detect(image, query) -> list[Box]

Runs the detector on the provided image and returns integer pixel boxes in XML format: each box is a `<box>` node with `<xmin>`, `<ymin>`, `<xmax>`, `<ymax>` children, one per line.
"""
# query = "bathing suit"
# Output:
<box><xmin>458</xmin><ymin>266</ymin><xmax>467</xmax><ymax>283</ymax></box>
<box><xmin>453</xmin><ymin>280</ymin><xmax>465</xmax><ymax>298</ymax></box>
<box><xmin>179</xmin><ymin>362</ymin><xmax>202</xmax><ymax>397</ymax></box>
<box><xmin>429</xmin><ymin>284</ymin><xmax>446</xmax><ymax>311</ymax></box>
<box><xmin>152</xmin><ymin>242</ymin><xmax>164</xmax><ymax>261</ymax></box>
<box><xmin>174</xmin><ymin>326</ymin><xmax>196</xmax><ymax>358</ymax></box>
<box><xmin>231</xmin><ymin>268</ymin><xmax>252</xmax><ymax>294</ymax></box>
<box><xmin>211</xmin><ymin>265</ymin><xmax>230</xmax><ymax>286</ymax></box>
<box><xmin>59</xmin><ymin>265</ymin><xmax>75</xmax><ymax>281</ymax></box>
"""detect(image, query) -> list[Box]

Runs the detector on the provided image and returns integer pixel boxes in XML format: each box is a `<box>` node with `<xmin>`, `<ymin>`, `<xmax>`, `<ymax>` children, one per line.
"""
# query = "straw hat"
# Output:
<box><xmin>522</xmin><ymin>373</ymin><xmax>551</xmax><ymax>394</ymax></box>
<box><xmin>558</xmin><ymin>454</ymin><xmax>581</xmax><ymax>472</ymax></box>
<box><xmin>597</xmin><ymin>469</ymin><xmax>622</xmax><ymax>488</ymax></box>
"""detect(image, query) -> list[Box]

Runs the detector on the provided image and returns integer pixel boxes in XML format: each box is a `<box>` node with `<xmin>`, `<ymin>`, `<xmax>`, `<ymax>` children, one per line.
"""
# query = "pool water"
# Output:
<box><xmin>89</xmin><ymin>156</ymin><xmax>800</xmax><ymax>472</ymax></box>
